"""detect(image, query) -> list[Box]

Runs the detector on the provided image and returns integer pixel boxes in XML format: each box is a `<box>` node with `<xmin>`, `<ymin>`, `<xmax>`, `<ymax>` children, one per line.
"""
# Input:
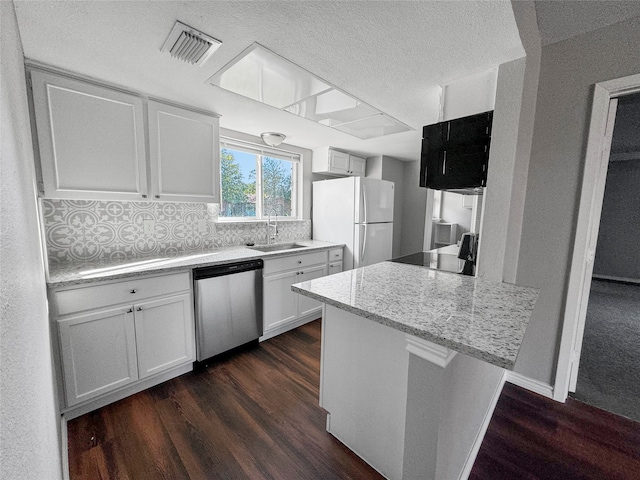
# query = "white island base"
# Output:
<box><xmin>320</xmin><ymin>305</ymin><xmax>505</xmax><ymax>480</ymax></box>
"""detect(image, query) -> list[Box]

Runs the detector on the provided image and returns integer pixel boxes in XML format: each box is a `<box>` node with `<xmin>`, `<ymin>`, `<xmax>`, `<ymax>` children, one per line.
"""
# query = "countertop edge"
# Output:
<box><xmin>292</xmin><ymin>282</ymin><xmax>520</xmax><ymax>370</ymax></box>
<box><xmin>48</xmin><ymin>242</ymin><xmax>345</xmax><ymax>289</ymax></box>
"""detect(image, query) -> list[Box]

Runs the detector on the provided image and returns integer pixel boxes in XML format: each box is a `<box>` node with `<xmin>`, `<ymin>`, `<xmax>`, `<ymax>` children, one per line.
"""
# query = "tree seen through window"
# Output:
<box><xmin>220</xmin><ymin>147</ymin><xmax>294</xmax><ymax>218</ymax></box>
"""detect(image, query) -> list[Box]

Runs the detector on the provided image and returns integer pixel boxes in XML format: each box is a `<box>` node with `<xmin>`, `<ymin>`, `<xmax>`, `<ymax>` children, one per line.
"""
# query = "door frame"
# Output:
<box><xmin>554</xmin><ymin>73</ymin><xmax>640</xmax><ymax>402</ymax></box>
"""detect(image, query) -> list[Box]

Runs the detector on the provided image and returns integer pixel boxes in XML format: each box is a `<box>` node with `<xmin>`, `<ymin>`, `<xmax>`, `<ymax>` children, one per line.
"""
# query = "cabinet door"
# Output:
<box><xmin>58</xmin><ymin>306</ymin><xmax>138</xmax><ymax>407</ymax></box>
<box><xmin>263</xmin><ymin>270</ymin><xmax>299</xmax><ymax>331</ymax></box>
<box><xmin>349</xmin><ymin>155</ymin><xmax>366</xmax><ymax>176</ymax></box>
<box><xmin>148</xmin><ymin>101</ymin><xmax>220</xmax><ymax>203</ymax></box>
<box><xmin>298</xmin><ymin>264</ymin><xmax>328</xmax><ymax>318</ymax></box>
<box><xmin>134</xmin><ymin>293</ymin><xmax>195</xmax><ymax>379</ymax></box>
<box><xmin>30</xmin><ymin>70</ymin><xmax>148</xmax><ymax>200</ymax></box>
<box><xmin>328</xmin><ymin>150</ymin><xmax>351</xmax><ymax>175</ymax></box>
<box><xmin>328</xmin><ymin>261</ymin><xmax>343</xmax><ymax>275</ymax></box>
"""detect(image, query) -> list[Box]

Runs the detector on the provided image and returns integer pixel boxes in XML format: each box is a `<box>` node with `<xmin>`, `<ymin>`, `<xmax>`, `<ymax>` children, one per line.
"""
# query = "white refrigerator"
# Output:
<box><xmin>313</xmin><ymin>177</ymin><xmax>394</xmax><ymax>270</ymax></box>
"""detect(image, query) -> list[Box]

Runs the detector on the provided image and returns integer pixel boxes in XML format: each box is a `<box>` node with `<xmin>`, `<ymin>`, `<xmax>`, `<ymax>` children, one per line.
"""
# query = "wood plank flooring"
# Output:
<box><xmin>470</xmin><ymin>382</ymin><xmax>640</xmax><ymax>480</ymax></box>
<box><xmin>67</xmin><ymin>320</ymin><xmax>384</xmax><ymax>480</ymax></box>
<box><xmin>69</xmin><ymin>319</ymin><xmax>640</xmax><ymax>480</ymax></box>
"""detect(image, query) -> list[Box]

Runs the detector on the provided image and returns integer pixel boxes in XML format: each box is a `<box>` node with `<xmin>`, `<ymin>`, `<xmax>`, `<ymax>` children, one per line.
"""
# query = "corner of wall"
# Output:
<box><xmin>1</xmin><ymin>1</ymin><xmax>63</xmax><ymax>477</ymax></box>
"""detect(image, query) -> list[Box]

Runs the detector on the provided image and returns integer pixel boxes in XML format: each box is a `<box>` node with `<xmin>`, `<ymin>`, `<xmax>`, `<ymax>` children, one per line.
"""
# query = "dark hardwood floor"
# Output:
<box><xmin>67</xmin><ymin>320</ymin><xmax>384</xmax><ymax>479</ymax></box>
<box><xmin>470</xmin><ymin>382</ymin><xmax>640</xmax><ymax>480</ymax></box>
<box><xmin>68</xmin><ymin>319</ymin><xmax>640</xmax><ymax>480</ymax></box>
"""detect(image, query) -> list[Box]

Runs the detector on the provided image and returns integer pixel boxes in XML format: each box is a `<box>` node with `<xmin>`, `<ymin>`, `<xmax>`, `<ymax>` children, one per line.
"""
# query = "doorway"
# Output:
<box><xmin>570</xmin><ymin>93</ymin><xmax>640</xmax><ymax>421</ymax></box>
<box><xmin>556</xmin><ymin>74</ymin><xmax>640</xmax><ymax>411</ymax></box>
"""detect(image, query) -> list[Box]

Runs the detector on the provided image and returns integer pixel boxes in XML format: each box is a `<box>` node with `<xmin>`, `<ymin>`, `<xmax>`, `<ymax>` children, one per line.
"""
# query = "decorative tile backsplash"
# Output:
<box><xmin>42</xmin><ymin>200</ymin><xmax>311</xmax><ymax>265</ymax></box>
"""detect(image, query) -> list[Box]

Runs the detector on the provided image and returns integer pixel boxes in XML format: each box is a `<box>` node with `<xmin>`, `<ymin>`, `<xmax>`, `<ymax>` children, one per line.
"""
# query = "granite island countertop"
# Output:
<box><xmin>292</xmin><ymin>261</ymin><xmax>539</xmax><ymax>369</ymax></box>
<box><xmin>48</xmin><ymin>240</ymin><xmax>343</xmax><ymax>288</ymax></box>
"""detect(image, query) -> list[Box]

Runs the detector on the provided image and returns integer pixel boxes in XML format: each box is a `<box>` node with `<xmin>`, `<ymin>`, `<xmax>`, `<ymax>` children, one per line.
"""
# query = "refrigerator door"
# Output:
<box><xmin>353</xmin><ymin>222</ymin><xmax>393</xmax><ymax>268</ymax></box>
<box><xmin>355</xmin><ymin>178</ymin><xmax>395</xmax><ymax>224</ymax></box>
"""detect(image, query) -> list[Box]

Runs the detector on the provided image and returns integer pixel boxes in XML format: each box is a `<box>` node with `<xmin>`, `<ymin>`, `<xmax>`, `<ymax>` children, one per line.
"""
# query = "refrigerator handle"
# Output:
<box><xmin>361</xmin><ymin>224</ymin><xmax>367</xmax><ymax>265</ymax></box>
<box><xmin>362</xmin><ymin>183</ymin><xmax>368</xmax><ymax>224</ymax></box>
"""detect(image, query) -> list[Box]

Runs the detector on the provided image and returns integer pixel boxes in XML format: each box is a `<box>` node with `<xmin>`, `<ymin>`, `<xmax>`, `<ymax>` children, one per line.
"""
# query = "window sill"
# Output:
<box><xmin>216</xmin><ymin>217</ymin><xmax>304</xmax><ymax>223</ymax></box>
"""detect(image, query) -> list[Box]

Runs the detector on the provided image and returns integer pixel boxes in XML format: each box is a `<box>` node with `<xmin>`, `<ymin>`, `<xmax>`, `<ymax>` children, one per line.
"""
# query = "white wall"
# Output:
<box><xmin>400</xmin><ymin>160</ymin><xmax>427</xmax><ymax>256</ymax></box>
<box><xmin>442</xmin><ymin>68</ymin><xmax>498</xmax><ymax>121</ymax></box>
<box><xmin>478</xmin><ymin>57</ymin><xmax>533</xmax><ymax>282</ymax></box>
<box><xmin>366</xmin><ymin>155</ymin><xmax>405</xmax><ymax>258</ymax></box>
<box><xmin>515</xmin><ymin>15</ymin><xmax>640</xmax><ymax>385</ymax></box>
<box><xmin>0</xmin><ymin>1</ymin><xmax>62</xmax><ymax>478</ymax></box>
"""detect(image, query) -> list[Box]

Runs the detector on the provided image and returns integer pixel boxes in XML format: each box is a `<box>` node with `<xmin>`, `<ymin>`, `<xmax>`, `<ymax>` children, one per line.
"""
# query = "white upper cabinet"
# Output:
<box><xmin>147</xmin><ymin>101</ymin><xmax>220</xmax><ymax>203</ymax></box>
<box><xmin>31</xmin><ymin>70</ymin><xmax>148</xmax><ymax>200</ymax></box>
<box><xmin>313</xmin><ymin>147</ymin><xmax>366</xmax><ymax>177</ymax></box>
<box><xmin>30</xmin><ymin>69</ymin><xmax>221</xmax><ymax>203</ymax></box>
<box><xmin>327</xmin><ymin>149</ymin><xmax>351</xmax><ymax>175</ymax></box>
<box><xmin>349</xmin><ymin>155</ymin><xmax>366</xmax><ymax>176</ymax></box>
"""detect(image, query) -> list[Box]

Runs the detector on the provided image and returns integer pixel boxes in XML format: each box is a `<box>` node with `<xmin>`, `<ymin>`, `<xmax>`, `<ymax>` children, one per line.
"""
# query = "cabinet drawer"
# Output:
<box><xmin>263</xmin><ymin>251</ymin><xmax>328</xmax><ymax>275</ymax></box>
<box><xmin>55</xmin><ymin>272</ymin><xmax>191</xmax><ymax>316</ymax></box>
<box><xmin>328</xmin><ymin>248</ymin><xmax>343</xmax><ymax>262</ymax></box>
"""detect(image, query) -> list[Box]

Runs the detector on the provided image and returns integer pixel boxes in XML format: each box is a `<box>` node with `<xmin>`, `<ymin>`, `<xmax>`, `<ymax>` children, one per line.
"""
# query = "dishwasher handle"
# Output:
<box><xmin>193</xmin><ymin>259</ymin><xmax>263</xmax><ymax>280</ymax></box>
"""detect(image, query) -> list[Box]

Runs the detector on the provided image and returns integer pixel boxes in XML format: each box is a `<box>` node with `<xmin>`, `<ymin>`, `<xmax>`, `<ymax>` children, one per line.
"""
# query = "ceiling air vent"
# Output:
<box><xmin>161</xmin><ymin>21</ymin><xmax>221</xmax><ymax>66</ymax></box>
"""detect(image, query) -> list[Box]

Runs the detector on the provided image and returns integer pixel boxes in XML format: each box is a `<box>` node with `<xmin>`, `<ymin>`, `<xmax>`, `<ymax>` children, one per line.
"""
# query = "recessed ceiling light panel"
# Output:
<box><xmin>208</xmin><ymin>43</ymin><xmax>412</xmax><ymax>139</ymax></box>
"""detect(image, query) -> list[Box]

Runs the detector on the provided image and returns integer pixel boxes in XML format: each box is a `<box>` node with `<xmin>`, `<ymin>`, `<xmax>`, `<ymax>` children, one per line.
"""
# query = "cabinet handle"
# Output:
<box><xmin>298</xmin><ymin>260</ymin><xmax>302</xmax><ymax>264</ymax></box>
<box><xmin>141</xmin><ymin>195</ymin><xmax>147</xmax><ymax>198</ymax></box>
<box><xmin>155</xmin><ymin>195</ymin><xmax>160</xmax><ymax>199</ymax></box>
<box><xmin>130</xmin><ymin>289</ymin><xmax>137</xmax><ymax>294</ymax></box>
<box><xmin>137</xmin><ymin>307</ymin><xmax>143</xmax><ymax>311</ymax></box>
<box><xmin>127</xmin><ymin>308</ymin><xmax>133</xmax><ymax>313</ymax></box>
<box><xmin>299</xmin><ymin>271</ymin><xmax>304</xmax><ymax>275</ymax></box>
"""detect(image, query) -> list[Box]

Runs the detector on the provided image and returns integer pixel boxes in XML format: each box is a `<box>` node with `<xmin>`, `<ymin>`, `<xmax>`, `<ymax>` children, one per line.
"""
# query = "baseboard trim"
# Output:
<box><xmin>61</xmin><ymin>415</ymin><xmax>69</xmax><ymax>480</ymax></box>
<box><xmin>458</xmin><ymin>371</ymin><xmax>506</xmax><ymax>480</ymax></box>
<box><xmin>62</xmin><ymin>362</ymin><xmax>193</xmax><ymax>420</ymax></box>
<box><xmin>506</xmin><ymin>371</ymin><xmax>554</xmax><ymax>399</ymax></box>
<box><xmin>260</xmin><ymin>314</ymin><xmax>321</xmax><ymax>342</ymax></box>
<box><xmin>592</xmin><ymin>274</ymin><xmax>640</xmax><ymax>285</ymax></box>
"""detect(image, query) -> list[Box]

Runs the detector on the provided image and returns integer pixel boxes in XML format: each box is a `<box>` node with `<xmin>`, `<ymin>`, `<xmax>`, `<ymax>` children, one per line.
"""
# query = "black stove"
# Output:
<box><xmin>389</xmin><ymin>251</ymin><xmax>464</xmax><ymax>274</ymax></box>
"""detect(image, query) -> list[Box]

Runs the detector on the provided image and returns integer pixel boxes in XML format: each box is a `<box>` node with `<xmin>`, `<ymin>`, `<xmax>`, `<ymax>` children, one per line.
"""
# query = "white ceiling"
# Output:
<box><xmin>12</xmin><ymin>1</ymin><xmax>640</xmax><ymax>162</ymax></box>
<box><xmin>534</xmin><ymin>0</ymin><xmax>640</xmax><ymax>46</ymax></box>
<box><xmin>13</xmin><ymin>0</ymin><xmax>524</xmax><ymax>161</ymax></box>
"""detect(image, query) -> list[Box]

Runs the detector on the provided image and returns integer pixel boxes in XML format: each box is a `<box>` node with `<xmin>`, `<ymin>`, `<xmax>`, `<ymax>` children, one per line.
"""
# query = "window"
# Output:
<box><xmin>219</xmin><ymin>139</ymin><xmax>299</xmax><ymax>219</ymax></box>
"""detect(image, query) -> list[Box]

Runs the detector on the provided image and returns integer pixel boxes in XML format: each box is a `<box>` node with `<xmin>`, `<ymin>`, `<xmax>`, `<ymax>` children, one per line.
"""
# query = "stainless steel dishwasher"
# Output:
<box><xmin>193</xmin><ymin>259</ymin><xmax>263</xmax><ymax>363</ymax></box>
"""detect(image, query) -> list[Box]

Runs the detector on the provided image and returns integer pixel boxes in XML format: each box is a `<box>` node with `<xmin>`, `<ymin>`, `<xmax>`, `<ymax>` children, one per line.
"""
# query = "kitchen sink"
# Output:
<box><xmin>248</xmin><ymin>242</ymin><xmax>307</xmax><ymax>253</ymax></box>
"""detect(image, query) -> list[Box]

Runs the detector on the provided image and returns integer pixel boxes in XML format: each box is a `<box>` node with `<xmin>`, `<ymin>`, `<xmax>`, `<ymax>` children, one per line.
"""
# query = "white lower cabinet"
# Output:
<box><xmin>328</xmin><ymin>248</ymin><xmax>344</xmax><ymax>275</ymax></box>
<box><xmin>264</xmin><ymin>270</ymin><xmax>300</xmax><ymax>331</ymax></box>
<box><xmin>297</xmin><ymin>264</ymin><xmax>327</xmax><ymax>317</ymax></box>
<box><xmin>262</xmin><ymin>250</ymin><xmax>335</xmax><ymax>338</ymax></box>
<box><xmin>52</xmin><ymin>272</ymin><xmax>194</xmax><ymax>412</ymax></box>
<box><xmin>58</xmin><ymin>305</ymin><xmax>138</xmax><ymax>406</ymax></box>
<box><xmin>328</xmin><ymin>261</ymin><xmax>343</xmax><ymax>275</ymax></box>
<box><xmin>134</xmin><ymin>293</ymin><xmax>194</xmax><ymax>379</ymax></box>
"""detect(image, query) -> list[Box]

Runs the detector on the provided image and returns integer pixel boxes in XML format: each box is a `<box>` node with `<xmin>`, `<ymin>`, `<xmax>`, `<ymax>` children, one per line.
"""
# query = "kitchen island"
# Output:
<box><xmin>292</xmin><ymin>261</ymin><xmax>538</xmax><ymax>480</ymax></box>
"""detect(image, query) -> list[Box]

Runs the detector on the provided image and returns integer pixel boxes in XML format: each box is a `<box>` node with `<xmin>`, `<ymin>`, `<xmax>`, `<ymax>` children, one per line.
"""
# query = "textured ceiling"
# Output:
<box><xmin>12</xmin><ymin>1</ymin><xmax>640</xmax><ymax>162</ymax></box>
<box><xmin>14</xmin><ymin>0</ymin><xmax>526</xmax><ymax>161</ymax></box>
<box><xmin>534</xmin><ymin>0</ymin><xmax>640</xmax><ymax>46</ymax></box>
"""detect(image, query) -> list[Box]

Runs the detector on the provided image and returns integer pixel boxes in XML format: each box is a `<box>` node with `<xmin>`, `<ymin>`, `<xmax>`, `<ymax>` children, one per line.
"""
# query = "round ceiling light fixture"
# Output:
<box><xmin>261</xmin><ymin>132</ymin><xmax>286</xmax><ymax>147</ymax></box>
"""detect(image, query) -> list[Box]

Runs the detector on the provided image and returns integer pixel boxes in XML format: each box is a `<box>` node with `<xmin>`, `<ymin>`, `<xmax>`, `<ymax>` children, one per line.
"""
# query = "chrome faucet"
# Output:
<box><xmin>267</xmin><ymin>213</ymin><xmax>278</xmax><ymax>245</ymax></box>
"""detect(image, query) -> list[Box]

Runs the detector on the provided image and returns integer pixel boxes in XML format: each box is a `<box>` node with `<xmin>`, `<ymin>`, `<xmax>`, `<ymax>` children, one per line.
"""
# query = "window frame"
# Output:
<box><xmin>218</xmin><ymin>137</ymin><xmax>301</xmax><ymax>221</ymax></box>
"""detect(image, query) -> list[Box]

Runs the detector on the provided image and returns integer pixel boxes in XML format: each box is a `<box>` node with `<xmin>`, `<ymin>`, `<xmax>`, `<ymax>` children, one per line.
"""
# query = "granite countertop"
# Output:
<box><xmin>292</xmin><ymin>261</ymin><xmax>539</xmax><ymax>370</ymax></box>
<box><xmin>48</xmin><ymin>240</ymin><xmax>342</xmax><ymax>288</ymax></box>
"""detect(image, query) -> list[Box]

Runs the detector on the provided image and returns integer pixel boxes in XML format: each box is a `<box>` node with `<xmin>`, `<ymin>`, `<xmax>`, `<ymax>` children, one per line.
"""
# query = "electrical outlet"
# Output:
<box><xmin>198</xmin><ymin>218</ymin><xmax>207</xmax><ymax>233</ymax></box>
<box><xmin>143</xmin><ymin>219</ymin><xmax>155</xmax><ymax>235</ymax></box>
